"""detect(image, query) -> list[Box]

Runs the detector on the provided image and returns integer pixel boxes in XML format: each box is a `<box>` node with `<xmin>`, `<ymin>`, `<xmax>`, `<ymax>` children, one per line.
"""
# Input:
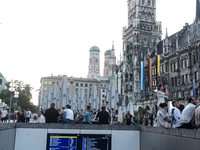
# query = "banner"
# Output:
<box><xmin>141</xmin><ymin>62</ymin><xmax>145</xmax><ymax>90</ymax></box>
<box><xmin>148</xmin><ymin>59</ymin><xmax>152</xmax><ymax>87</ymax></box>
<box><xmin>118</xmin><ymin>73</ymin><xmax>121</xmax><ymax>95</ymax></box>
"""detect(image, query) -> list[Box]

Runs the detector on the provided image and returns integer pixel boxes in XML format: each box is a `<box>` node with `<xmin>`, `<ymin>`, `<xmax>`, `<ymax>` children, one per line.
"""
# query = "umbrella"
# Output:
<box><xmin>106</xmin><ymin>78</ymin><xmax>119</xmax><ymax>124</ymax></box>
<box><xmin>89</xmin><ymin>85</ymin><xmax>99</xmax><ymax>111</ymax></box>
<box><xmin>80</xmin><ymin>89</ymin><xmax>86</xmax><ymax>114</ymax></box>
<box><xmin>43</xmin><ymin>92</ymin><xmax>47</xmax><ymax>110</ymax></box>
<box><xmin>52</xmin><ymin>82</ymin><xmax>59</xmax><ymax>109</ymax></box>
<box><xmin>71</xmin><ymin>93</ymin><xmax>76</xmax><ymax>112</ymax></box>
<box><xmin>59</xmin><ymin>75</ymin><xmax>71</xmax><ymax>109</ymax></box>
<box><xmin>129</xmin><ymin>102</ymin><xmax>134</xmax><ymax>116</ymax></box>
<box><xmin>118</xmin><ymin>106</ymin><xmax>122</xmax><ymax>123</ymax></box>
<box><xmin>47</xmin><ymin>87</ymin><xmax>52</xmax><ymax>109</ymax></box>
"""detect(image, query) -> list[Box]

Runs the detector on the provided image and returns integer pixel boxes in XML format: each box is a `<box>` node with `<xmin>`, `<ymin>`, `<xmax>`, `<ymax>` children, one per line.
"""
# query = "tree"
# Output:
<box><xmin>0</xmin><ymin>80</ymin><xmax>37</xmax><ymax>112</ymax></box>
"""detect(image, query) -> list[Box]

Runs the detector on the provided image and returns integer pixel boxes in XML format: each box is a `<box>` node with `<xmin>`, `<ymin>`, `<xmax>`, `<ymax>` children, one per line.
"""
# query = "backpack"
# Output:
<box><xmin>171</xmin><ymin>109</ymin><xmax>176</xmax><ymax>123</ymax></box>
<box><xmin>74</xmin><ymin>114</ymin><xmax>84</xmax><ymax>124</ymax></box>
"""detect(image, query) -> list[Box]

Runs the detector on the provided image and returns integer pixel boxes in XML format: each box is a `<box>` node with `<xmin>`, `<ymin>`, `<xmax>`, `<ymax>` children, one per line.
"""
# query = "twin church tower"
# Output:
<box><xmin>87</xmin><ymin>42</ymin><xmax>116</xmax><ymax>79</ymax></box>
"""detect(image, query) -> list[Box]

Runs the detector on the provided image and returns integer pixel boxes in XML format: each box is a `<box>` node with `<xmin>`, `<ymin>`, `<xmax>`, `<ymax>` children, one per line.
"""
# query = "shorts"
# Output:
<box><xmin>1</xmin><ymin>117</ymin><xmax>6</xmax><ymax>121</ymax></box>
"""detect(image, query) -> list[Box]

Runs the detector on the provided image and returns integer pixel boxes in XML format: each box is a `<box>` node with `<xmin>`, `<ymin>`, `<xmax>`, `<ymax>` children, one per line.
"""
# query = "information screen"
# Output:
<box><xmin>46</xmin><ymin>134</ymin><xmax>111</xmax><ymax>150</ymax></box>
<box><xmin>80</xmin><ymin>134</ymin><xmax>111</xmax><ymax>150</ymax></box>
<box><xmin>46</xmin><ymin>134</ymin><xmax>80</xmax><ymax>150</ymax></box>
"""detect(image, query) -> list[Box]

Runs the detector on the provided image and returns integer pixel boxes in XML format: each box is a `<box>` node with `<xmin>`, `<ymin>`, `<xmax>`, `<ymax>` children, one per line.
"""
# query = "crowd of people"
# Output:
<box><xmin>0</xmin><ymin>84</ymin><xmax>200</xmax><ymax>130</ymax></box>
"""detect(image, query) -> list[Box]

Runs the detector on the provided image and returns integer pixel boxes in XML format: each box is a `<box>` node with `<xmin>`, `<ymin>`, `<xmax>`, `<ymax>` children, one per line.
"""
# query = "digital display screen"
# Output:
<box><xmin>46</xmin><ymin>134</ymin><xmax>111</xmax><ymax>150</ymax></box>
<box><xmin>81</xmin><ymin>134</ymin><xmax>111</xmax><ymax>150</ymax></box>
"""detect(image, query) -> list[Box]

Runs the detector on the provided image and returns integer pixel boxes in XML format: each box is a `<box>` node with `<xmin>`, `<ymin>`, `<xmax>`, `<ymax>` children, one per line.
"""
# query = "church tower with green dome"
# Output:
<box><xmin>87</xmin><ymin>46</ymin><xmax>101</xmax><ymax>79</ymax></box>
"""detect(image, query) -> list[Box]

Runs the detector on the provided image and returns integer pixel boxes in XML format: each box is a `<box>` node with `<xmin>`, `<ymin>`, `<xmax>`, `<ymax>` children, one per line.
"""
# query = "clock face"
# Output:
<box><xmin>95</xmin><ymin>68</ymin><xmax>99</xmax><ymax>73</ymax></box>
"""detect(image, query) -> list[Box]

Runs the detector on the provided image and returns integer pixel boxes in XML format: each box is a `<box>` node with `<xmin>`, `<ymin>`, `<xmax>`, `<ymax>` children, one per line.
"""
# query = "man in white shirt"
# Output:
<box><xmin>60</xmin><ymin>104</ymin><xmax>74</xmax><ymax>124</ymax></box>
<box><xmin>26</xmin><ymin>108</ymin><xmax>32</xmax><ymax>123</ymax></box>
<box><xmin>157</xmin><ymin>85</ymin><xmax>169</xmax><ymax>110</ymax></box>
<box><xmin>180</xmin><ymin>97</ymin><xmax>197</xmax><ymax>129</ymax></box>
<box><xmin>37</xmin><ymin>111</ymin><xmax>45</xmax><ymax>123</ymax></box>
<box><xmin>171</xmin><ymin>101</ymin><xmax>181</xmax><ymax>128</ymax></box>
<box><xmin>1</xmin><ymin>107</ymin><xmax>7</xmax><ymax>123</ymax></box>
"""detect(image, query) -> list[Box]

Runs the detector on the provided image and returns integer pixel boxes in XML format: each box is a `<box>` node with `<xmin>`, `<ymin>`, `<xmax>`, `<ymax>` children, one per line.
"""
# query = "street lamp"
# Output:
<box><xmin>8</xmin><ymin>80</ymin><xmax>19</xmax><ymax>123</ymax></box>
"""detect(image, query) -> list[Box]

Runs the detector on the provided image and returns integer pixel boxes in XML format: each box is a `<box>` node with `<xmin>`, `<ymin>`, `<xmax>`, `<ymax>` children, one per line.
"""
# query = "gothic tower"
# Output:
<box><xmin>122</xmin><ymin>0</ymin><xmax>162</xmax><ymax>103</ymax></box>
<box><xmin>87</xmin><ymin>46</ymin><xmax>101</xmax><ymax>79</ymax></box>
<box><xmin>103</xmin><ymin>50</ymin><xmax>111</xmax><ymax>77</ymax></box>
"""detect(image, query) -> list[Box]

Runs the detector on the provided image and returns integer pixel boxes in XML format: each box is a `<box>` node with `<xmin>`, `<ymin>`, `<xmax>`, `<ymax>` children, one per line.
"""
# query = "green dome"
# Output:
<box><xmin>104</xmin><ymin>50</ymin><xmax>111</xmax><ymax>55</ymax></box>
<box><xmin>89</xmin><ymin>46</ymin><xmax>100</xmax><ymax>52</ymax></box>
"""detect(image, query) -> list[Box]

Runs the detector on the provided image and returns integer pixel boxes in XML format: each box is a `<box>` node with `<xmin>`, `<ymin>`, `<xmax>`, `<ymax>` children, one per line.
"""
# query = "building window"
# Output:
<box><xmin>144</xmin><ymin>39</ymin><xmax>146</xmax><ymax>45</ymax></box>
<box><xmin>85</xmin><ymin>84</ymin><xmax>88</xmax><ymax>87</ymax></box>
<box><xmin>44</xmin><ymin>87</ymin><xmax>47</xmax><ymax>91</ymax></box>
<box><xmin>81</xmin><ymin>83</ymin><xmax>83</xmax><ymax>87</ymax></box>
<box><xmin>44</xmin><ymin>81</ymin><xmax>47</xmax><ymax>85</ymax></box>
<box><xmin>142</xmin><ymin>0</ymin><xmax>145</xmax><ymax>5</ymax></box>
<box><xmin>90</xmin><ymin>84</ymin><xmax>92</xmax><ymax>87</ymax></box>
<box><xmin>185</xmin><ymin>58</ymin><xmax>188</xmax><ymax>67</ymax></box>
<box><xmin>148</xmin><ymin>0</ymin><xmax>151</xmax><ymax>6</ymax></box>
<box><xmin>104</xmin><ymin>84</ymin><xmax>106</xmax><ymax>87</ymax></box>
<box><xmin>193</xmin><ymin>52</ymin><xmax>196</xmax><ymax>64</ymax></box>
<box><xmin>182</xmin><ymin>60</ymin><xmax>185</xmax><ymax>68</ymax></box>
<box><xmin>101</xmin><ymin>84</ymin><xmax>103</xmax><ymax>87</ymax></box>
<box><xmin>171</xmin><ymin>78</ymin><xmax>174</xmax><ymax>86</ymax></box>
<box><xmin>48</xmin><ymin>81</ymin><xmax>51</xmax><ymax>85</ymax></box>
<box><xmin>141</xmin><ymin>12</ymin><xmax>145</xmax><ymax>20</ymax></box>
<box><xmin>195</xmin><ymin>72</ymin><xmax>199</xmax><ymax>82</ymax></box>
<box><xmin>174</xmin><ymin>62</ymin><xmax>177</xmax><ymax>70</ymax></box>
<box><xmin>75</xmin><ymin>88</ymin><xmax>78</xmax><ymax>92</ymax></box>
<box><xmin>175</xmin><ymin>77</ymin><xmax>177</xmax><ymax>86</ymax></box>
<box><xmin>182</xmin><ymin>75</ymin><xmax>185</xmax><ymax>85</ymax></box>
<box><xmin>186</xmin><ymin>74</ymin><xmax>189</xmax><ymax>83</ymax></box>
<box><xmin>96</xmin><ymin>60</ymin><xmax>98</xmax><ymax>63</ymax></box>
<box><xmin>148</xmin><ymin>13</ymin><xmax>151</xmax><ymax>21</ymax></box>
<box><xmin>76</xmin><ymin>83</ymin><xmax>79</xmax><ymax>86</ymax></box>
<box><xmin>0</xmin><ymin>79</ymin><xmax>2</xmax><ymax>85</ymax></box>
<box><xmin>103</xmin><ymin>89</ymin><xmax>105</xmax><ymax>93</ymax></box>
<box><xmin>171</xmin><ymin>63</ymin><xmax>174</xmax><ymax>72</ymax></box>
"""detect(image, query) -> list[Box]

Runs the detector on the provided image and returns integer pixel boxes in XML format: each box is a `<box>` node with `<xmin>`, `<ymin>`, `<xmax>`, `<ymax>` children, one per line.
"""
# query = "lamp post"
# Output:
<box><xmin>8</xmin><ymin>80</ymin><xmax>19</xmax><ymax>123</ymax></box>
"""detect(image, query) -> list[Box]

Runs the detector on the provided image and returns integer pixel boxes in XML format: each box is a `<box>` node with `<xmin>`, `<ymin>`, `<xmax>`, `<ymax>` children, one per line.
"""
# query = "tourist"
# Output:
<box><xmin>180</xmin><ymin>97</ymin><xmax>196</xmax><ymax>129</ymax></box>
<box><xmin>157</xmin><ymin>84</ymin><xmax>169</xmax><ymax>110</ymax></box>
<box><xmin>37</xmin><ymin>111</ymin><xmax>45</xmax><ymax>123</ymax></box>
<box><xmin>60</xmin><ymin>104</ymin><xmax>74</xmax><ymax>124</ymax></box>
<box><xmin>18</xmin><ymin>110</ymin><xmax>25</xmax><ymax>122</ymax></box>
<box><xmin>83</xmin><ymin>105</ymin><xmax>98</xmax><ymax>124</ymax></box>
<box><xmin>144</xmin><ymin>114</ymin><xmax>149</xmax><ymax>126</ymax></box>
<box><xmin>126</xmin><ymin>111</ymin><xmax>133</xmax><ymax>125</ymax></box>
<box><xmin>1</xmin><ymin>107</ymin><xmax>7</xmax><ymax>123</ymax></box>
<box><xmin>157</xmin><ymin>103</ymin><xmax>172</xmax><ymax>128</ymax></box>
<box><xmin>131</xmin><ymin>117</ymin><xmax>137</xmax><ymax>125</ymax></box>
<box><xmin>26</xmin><ymin>108</ymin><xmax>31</xmax><ymax>123</ymax></box>
<box><xmin>95</xmin><ymin>106</ymin><xmax>109</xmax><ymax>124</ymax></box>
<box><xmin>179</xmin><ymin>104</ymin><xmax>185</xmax><ymax>114</ymax></box>
<box><xmin>45</xmin><ymin>103</ymin><xmax>59</xmax><ymax>123</ymax></box>
<box><xmin>171</xmin><ymin>101</ymin><xmax>181</xmax><ymax>128</ymax></box>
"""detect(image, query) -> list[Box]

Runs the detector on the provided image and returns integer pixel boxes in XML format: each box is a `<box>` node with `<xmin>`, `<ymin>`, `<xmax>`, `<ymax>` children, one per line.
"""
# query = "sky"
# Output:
<box><xmin>0</xmin><ymin>0</ymin><xmax>196</xmax><ymax>105</ymax></box>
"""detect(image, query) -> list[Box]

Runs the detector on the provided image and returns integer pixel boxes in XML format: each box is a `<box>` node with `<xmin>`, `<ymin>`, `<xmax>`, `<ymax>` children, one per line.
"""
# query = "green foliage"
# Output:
<box><xmin>0</xmin><ymin>80</ymin><xmax>37</xmax><ymax>112</ymax></box>
<box><xmin>138</xmin><ymin>107</ymin><xmax>148</xmax><ymax>115</ymax></box>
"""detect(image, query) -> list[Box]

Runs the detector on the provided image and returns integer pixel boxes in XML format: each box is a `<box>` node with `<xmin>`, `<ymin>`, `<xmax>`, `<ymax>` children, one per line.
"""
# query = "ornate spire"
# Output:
<box><xmin>196</xmin><ymin>0</ymin><xmax>200</xmax><ymax>20</ymax></box>
<box><xmin>112</xmin><ymin>41</ymin><xmax>114</xmax><ymax>50</ymax></box>
<box><xmin>165</xmin><ymin>28</ymin><xmax>168</xmax><ymax>38</ymax></box>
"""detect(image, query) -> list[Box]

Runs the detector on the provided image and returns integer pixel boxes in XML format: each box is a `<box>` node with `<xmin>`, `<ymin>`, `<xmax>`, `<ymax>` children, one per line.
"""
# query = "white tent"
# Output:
<box><xmin>59</xmin><ymin>75</ymin><xmax>71</xmax><ymax>110</ymax></box>
<box><xmin>52</xmin><ymin>82</ymin><xmax>59</xmax><ymax>109</ymax></box>
<box><xmin>47</xmin><ymin>87</ymin><xmax>52</xmax><ymax>109</ymax></box>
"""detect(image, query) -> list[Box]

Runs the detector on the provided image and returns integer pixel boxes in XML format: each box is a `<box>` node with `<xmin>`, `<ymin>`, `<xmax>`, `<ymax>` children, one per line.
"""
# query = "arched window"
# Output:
<box><xmin>142</xmin><ymin>0</ymin><xmax>145</xmax><ymax>5</ymax></box>
<box><xmin>185</xmin><ymin>56</ymin><xmax>188</xmax><ymax>67</ymax></box>
<box><xmin>182</xmin><ymin>60</ymin><xmax>185</xmax><ymax>68</ymax></box>
<box><xmin>174</xmin><ymin>61</ymin><xmax>177</xmax><ymax>70</ymax></box>
<box><xmin>141</xmin><ymin>12</ymin><xmax>145</xmax><ymax>20</ymax></box>
<box><xmin>148</xmin><ymin>13</ymin><xmax>151</xmax><ymax>21</ymax></box>
<box><xmin>148</xmin><ymin>0</ymin><xmax>151</xmax><ymax>6</ymax></box>
<box><xmin>96</xmin><ymin>59</ymin><xmax>98</xmax><ymax>63</ymax></box>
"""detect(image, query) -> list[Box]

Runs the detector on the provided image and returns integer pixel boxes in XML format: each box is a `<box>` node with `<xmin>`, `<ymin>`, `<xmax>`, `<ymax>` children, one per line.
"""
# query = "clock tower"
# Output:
<box><xmin>87</xmin><ymin>46</ymin><xmax>101</xmax><ymax>79</ymax></box>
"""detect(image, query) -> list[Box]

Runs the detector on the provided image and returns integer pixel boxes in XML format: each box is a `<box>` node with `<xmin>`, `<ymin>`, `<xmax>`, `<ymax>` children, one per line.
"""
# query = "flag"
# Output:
<box><xmin>118</xmin><ymin>73</ymin><xmax>121</xmax><ymax>95</ymax></box>
<box><xmin>193</xmin><ymin>78</ymin><xmax>195</xmax><ymax>98</ymax></box>
<box><xmin>127</xmin><ymin>103</ymin><xmax>130</xmax><ymax>111</ymax></box>
<box><xmin>157</xmin><ymin>55</ymin><xmax>160</xmax><ymax>77</ymax></box>
<box><xmin>148</xmin><ymin>59</ymin><xmax>152</xmax><ymax>87</ymax></box>
<box><xmin>141</xmin><ymin>62</ymin><xmax>145</xmax><ymax>90</ymax></box>
<box><xmin>136</xmin><ymin>101</ymin><xmax>139</xmax><ymax>112</ymax></box>
<box><xmin>115</xmin><ymin>74</ymin><xmax>118</xmax><ymax>89</ymax></box>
